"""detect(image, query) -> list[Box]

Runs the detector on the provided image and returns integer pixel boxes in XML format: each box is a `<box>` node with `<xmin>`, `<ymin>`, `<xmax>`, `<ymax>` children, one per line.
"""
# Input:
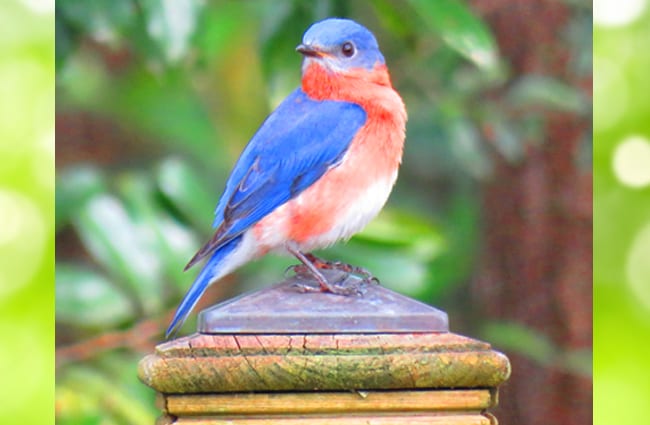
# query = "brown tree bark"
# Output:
<box><xmin>469</xmin><ymin>1</ymin><xmax>592</xmax><ymax>424</ymax></box>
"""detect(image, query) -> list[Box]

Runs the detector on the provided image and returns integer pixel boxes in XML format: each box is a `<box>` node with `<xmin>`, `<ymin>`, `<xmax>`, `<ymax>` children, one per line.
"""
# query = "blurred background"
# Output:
<box><xmin>52</xmin><ymin>1</ymin><xmax>595</xmax><ymax>424</ymax></box>
<box><xmin>0</xmin><ymin>0</ymin><xmax>54</xmax><ymax>424</ymax></box>
<box><xmin>593</xmin><ymin>0</ymin><xmax>650</xmax><ymax>423</ymax></box>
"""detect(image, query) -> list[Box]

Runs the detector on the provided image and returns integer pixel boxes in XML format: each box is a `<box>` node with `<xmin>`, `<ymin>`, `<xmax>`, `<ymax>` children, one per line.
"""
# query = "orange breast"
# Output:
<box><xmin>287</xmin><ymin>117</ymin><xmax>403</xmax><ymax>243</ymax></box>
<box><xmin>253</xmin><ymin>62</ymin><xmax>407</xmax><ymax>249</ymax></box>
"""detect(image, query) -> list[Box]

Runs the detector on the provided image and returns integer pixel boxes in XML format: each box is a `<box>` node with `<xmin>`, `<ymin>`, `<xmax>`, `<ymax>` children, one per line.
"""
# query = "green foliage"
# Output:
<box><xmin>507</xmin><ymin>74</ymin><xmax>590</xmax><ymax>115</ymax></box>
<box><xmin>482</xmin><ymin>321</ymin><xmax>592</xmax><ymax>377</ymax></box>
<box><xmin>408</xmin><ymin>0</ymin><xmax>499</xmax><ymax>71</ymax></box>
<box><xmin>57</xmin><ymin>364</ymin><xmax>155</xmax><ymax>425</ymax></box>
<box><xmin>57</xmin><ymin>263</ymin><xmax>135</xmax><ymax>328</ymax></box>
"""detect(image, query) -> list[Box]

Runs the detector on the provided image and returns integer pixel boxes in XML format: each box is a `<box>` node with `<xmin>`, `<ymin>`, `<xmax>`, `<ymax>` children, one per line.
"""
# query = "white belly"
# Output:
<box><xmin>297</xmin><ymin>170</ymin><xmax>398</xmax><ymax>251</ymax></box>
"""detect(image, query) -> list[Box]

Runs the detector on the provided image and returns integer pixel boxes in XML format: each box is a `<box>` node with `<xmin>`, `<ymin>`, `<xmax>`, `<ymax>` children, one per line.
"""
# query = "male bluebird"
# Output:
<box><xmin>167</xmin><ymin>18</ymin><xmax>407</xmax><ymax>337</ymax></box>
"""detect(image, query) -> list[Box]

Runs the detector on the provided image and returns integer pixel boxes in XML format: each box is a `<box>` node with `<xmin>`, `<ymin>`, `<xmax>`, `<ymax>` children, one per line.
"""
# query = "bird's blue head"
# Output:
<box><xmin>297</xmin><ymin>18</ymin><xmax>385</xmax><ymax>73</ymax></box>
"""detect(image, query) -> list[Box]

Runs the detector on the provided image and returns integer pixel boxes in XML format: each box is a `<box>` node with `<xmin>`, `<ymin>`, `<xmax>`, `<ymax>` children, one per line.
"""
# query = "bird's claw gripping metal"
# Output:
<box><xmin>285</xmin><ymin>253</ymin><xmax>379</xmax><ymax>295</ymax></box>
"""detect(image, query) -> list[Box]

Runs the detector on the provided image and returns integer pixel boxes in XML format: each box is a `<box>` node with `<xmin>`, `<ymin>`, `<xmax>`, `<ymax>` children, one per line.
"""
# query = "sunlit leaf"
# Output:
<box><xmin>354</xmin><ymin>209</ymin><xmax>445</xmax><ymax>260</ymax></box>
<box><xmin>507</xmin><ymin>75</ymin><xmax>589</xmax><ymax>114</ymax></box>
<box><xmin>73</xmin><ymin>193</ymin><xmax>164</xmax><ymax>314</ymax></box>
<box><xmin>56</xmin><ymin>263</ymin><xmax>134</xmax><ymax>327</ymax></box>
<box><xmin>116</xmin><ymin>171</ymin><xmax>199</xmax><ymax>290</ymax></box>
<box><xmin>193</xmin><ymin>1</ymin><xmax>248</xmax><ymax>64</ymax></box>
<box><xmin>56</xmin><ymin>49</ymin><xmax>110</xmax><ymax>106</ymax></box>
<box><xmin>409</xmin><ymin>0</ymin><xmax>498</xmax><ymax>70</ymax></box>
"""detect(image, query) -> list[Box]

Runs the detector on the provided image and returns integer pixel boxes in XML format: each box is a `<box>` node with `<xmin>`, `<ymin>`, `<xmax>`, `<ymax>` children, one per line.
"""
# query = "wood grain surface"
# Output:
<box><xmin>162</xmin><ymin>389</ymin><xmax>493</xmax><ymax>415</ymax></box>
<box><xmin>139</xmin><ymin>332</ymin><xmax>510</xmax><ymax>394</ymax></box>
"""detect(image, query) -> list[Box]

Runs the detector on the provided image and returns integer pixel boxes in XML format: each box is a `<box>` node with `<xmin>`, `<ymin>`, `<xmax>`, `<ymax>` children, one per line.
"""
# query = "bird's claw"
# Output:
<box><xmin>286</xmin><ymin>251</ymin><xmax>378</xmax><ymax>296</ymax></box>
<box><xmin>327</xmin><ymin>261</ymin><xmax>380</xmax><ymax>285</ymax></box>
<box><xmin>297</xmin><ymin>254</ymin><xmax>380</xmax><ymax>284</ymax></box>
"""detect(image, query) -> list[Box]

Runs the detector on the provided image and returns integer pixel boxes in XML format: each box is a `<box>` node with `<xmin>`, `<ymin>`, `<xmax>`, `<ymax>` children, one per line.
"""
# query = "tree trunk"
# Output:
<box><xmin>469</xmin><ymin>1</ymin><xmax>592</xmax><ymax>424</ymax></box>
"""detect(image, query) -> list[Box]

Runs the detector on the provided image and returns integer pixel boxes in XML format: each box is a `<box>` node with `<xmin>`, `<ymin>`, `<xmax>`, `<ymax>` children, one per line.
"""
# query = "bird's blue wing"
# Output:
<box><xmin>184</xmin><ymin>88</ymin><xmax>366</xmax><ymax>269</ymax></box>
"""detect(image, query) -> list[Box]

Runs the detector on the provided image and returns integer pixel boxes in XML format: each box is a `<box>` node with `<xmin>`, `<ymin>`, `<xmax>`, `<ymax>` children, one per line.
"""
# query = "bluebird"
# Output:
<box><xmin>167</xmin><ymin>18</ymin><xmax>407</xmax><ymax>337</ymax></box>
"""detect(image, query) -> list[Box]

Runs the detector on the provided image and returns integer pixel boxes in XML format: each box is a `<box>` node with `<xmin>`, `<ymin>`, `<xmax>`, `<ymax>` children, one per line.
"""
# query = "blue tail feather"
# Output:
<box><xmin>166</xmin><ymin>235</ymin><xmax>243</xmax><ymax>338</ymax></box>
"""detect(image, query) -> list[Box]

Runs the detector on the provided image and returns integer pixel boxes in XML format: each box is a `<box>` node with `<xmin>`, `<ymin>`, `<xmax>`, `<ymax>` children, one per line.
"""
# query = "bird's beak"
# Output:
<box><xmin>296</xmin><ymin>44</ymin><xmax>324</xmax><ymax>58</ymax></box>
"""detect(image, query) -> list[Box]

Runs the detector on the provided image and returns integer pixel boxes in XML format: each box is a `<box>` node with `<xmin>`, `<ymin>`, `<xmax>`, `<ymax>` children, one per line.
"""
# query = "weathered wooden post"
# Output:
<box><xmin>139</xmin><ymin>270</ymin><xmax>510</xmax><ymax>424</ymax></box>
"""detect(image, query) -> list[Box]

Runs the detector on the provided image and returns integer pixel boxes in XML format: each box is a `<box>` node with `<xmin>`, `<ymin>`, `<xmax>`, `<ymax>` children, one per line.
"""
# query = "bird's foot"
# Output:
<box><xmin>290</xmin><ymin>277</ymin><xmax>367</xmax><ymax>296</ymax></box>
<box><xmin>286</xmin><ymin>253</ymin><xmax>378</xmax><ymax>295</ymax></box>
<box><xmin>297</xmin><ymin>253</ymin><xmax>380</xmax><ymax>285</ymax></box>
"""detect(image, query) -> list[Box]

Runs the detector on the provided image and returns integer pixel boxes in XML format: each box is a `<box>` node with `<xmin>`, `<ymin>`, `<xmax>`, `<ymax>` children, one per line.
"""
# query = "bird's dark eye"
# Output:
<box><xmin>341</xmin><ymin>42</ymin><xmax>355</xmax><ymax>57</ymax></box>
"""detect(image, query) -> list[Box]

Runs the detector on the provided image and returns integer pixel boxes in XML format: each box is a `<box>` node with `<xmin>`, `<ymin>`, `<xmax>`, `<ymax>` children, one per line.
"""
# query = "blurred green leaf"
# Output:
<box><xmin>427</xmin><ymin>193</ymin><xmax>479</xmax><ymax>298</ymax></box>
<box><xmin>259</xmin><ymin>1</ymin><xmax>306</xmax><ymax>104</ymax></box>
<box><xmin>92</xmin><ymin>352</ymin><xmax>159</xmax><ymax>414</ymax></box>
<box><xmin>57</xmin><ymin>0</ymin><xmax>136</xmax><ymax>46</ymax></box>
<box><xmin>116</xmin><ymin>171</ymin><xmax>199</xmax><ymax>290</ymax></box>
<box><xmin>56</xmin><ymin>384</ymin><xmax>109</xmax><ymax>425</ymax></box>
<box><xmin>193</xmin><ymin>1</ymin><xmax>248</xmax><ymax>64</ymax></box>
<box><xmin>156</xmin><ymin>157</ymin><xmax>218</xmax><ymax>233</ymax></box>
<box><xmin>482</xmin><ymin>321</ymin><xmax>557</xmax><ymax>366</ymax></box>
<box><xmin>482</xmin><ymin>108</ymin><xmax>525</xmax><ymax>164</ymax></box>
<box><xmin>56</xmin><ymin>166</ymin><xmax>108</xmax><ymax>231</ymax></box>
<box><xmin>107</xmin><ymin>68</ymin><xmax>221</xmax><ymax>163</ymax></box>
<box><xmin>322</xmin><ymin>210</ymin><xmax>447</xmax><ymax>299</ymax></box>
<box><xmin>355</xmin><ymin>209</ymin><xmax>445</xmax><ymax>260</ymax></box>
<box><xmin>452</xmin><ymin>62</ymin><xmax>508</xmax><ymax>94</ymax></box>
<box><xmin>73</xmin><ymin>193</ymin><xmax>164</xmax><ymax>314</ymax></box>
<box><xmin>140</xmin><ymin>0</ymin><xmax>203</xmax><ymax>64</ymax></box>
<box><xmin>483</xmin><ymin>321</ymin><xmax>593</xmax><ymax>377</ymax></box>
<box><xmin>448</xmin><ymin>117</ymin><xmax>493</xmax><ymax>179</ymax></box>
<box><xmin>55</xmin><ymin>263</ymin><xmax>134</xmax><ymax>327</ymax></box>
<box><xmin>149</xmin><ymin>214</ymin><xmax>200</xmax><ymax>290</ymax></box>
<box><xmin>56</xmin><ymin>49</ymin><xmax>111</xmax><ymax>106</ymax></box>
<box><xmin>561</xmin><ymin>348</ymin><xmax>593</xmax><ymax>377</ymax></box>
<box><xmin>507</xmin><ymin>75</ymin><xmax>589</xmax><ymax>114</ymax></box>
<box><xmin>482</xmin><ymin>322</ymin><xmax>593</xmax><ymax>377</ymax></box>
<box><xmin>55</xmin><ymin>12</ymin><xmax>78</xmax><ymax>71</ymax></box>
<box><xmin>370</xmin><ymin>0</ymin><xmax>413</xmax><ymax>39</ymax></box>
<box><xmin>409</xmin><ymin>0</ymin><xmax>498</xmax><ymax>70</ymax></box>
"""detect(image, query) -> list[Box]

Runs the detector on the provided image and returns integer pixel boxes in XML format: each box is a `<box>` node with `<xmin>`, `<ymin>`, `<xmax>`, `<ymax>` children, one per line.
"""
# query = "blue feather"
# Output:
<box><xmin>183</xmin><ymin>88</ymin><xmax>366</xmax><ymax>263</ymax></box>
<box><xmin>166</xmin><ymin>235</ymin><xmax>243</xmax><ymax>338</ymax></box>
<box><xmin>213</xmin><ymin>88</ymin><xmax>366</xmax><ymax>229</ymax></box>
